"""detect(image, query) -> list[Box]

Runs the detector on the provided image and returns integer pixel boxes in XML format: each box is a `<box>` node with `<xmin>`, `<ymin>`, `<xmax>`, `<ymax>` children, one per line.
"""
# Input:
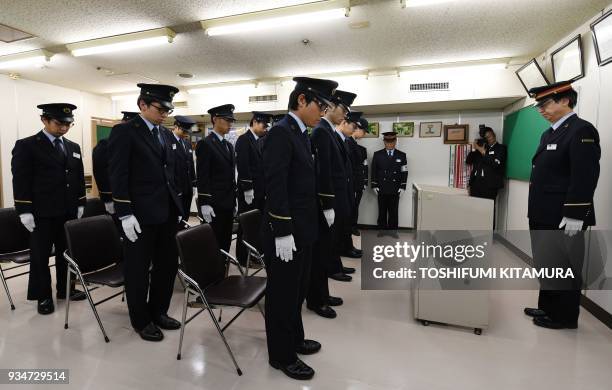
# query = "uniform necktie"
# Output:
<box><xmin>54</xmin><ymin>138</ymin><xmax>66</xmax><ymax>158</ymax></box>
<box><xmin>388</xmin><ymin>150</ymin><xmax>392</xmax><ymax>157</ymax></box>
<box><xmin>222</xmin><ymin>139</ymin><xmax>232</xmax><ymax>159</ymax></box>
<box><xmin>152</xmin><ymin>126</ymin><xmax>164</xmax><ymax>148</ymax></box>
<box><xmin>303</xmin><ymin>131</ymin><xmax>312</xmax><ymax>153</ymax></box>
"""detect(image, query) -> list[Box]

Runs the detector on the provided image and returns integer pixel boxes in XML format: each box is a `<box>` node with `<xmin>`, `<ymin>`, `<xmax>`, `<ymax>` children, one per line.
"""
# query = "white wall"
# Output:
<box><xmin>0</xmin><ymin>75</ymin><xmax>112</xmax><ymax>207</ymax></box>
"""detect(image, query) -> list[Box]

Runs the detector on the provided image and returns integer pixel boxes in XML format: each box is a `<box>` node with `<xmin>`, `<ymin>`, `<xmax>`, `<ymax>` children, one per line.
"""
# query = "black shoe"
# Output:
<box><xmin>154</xmin><ymin>314</ymin><xmax>181</xmax><ymax>330</ymax></box>
<box><xmin>37</xmin><ymin>299</ymin><xmax>54</xmax><ymax>315</ymax></box>
<box><xmin>532</xmin><ymin>316</ymin><xmax>577</xmax><ymax>329</ymax></box>
<box><xmin>307</xmin><ymin>304</ymin><xmax>337</xmax><ymax>318</ymax></box>
<box><xmin>524</xmin><ymin>307</ymin><xmax>546</xmax><ymax>318</ymax></box>
<box><xmin>351</xmin><ymin>228</ymin><xmax>361</xmax><ymax>236</ymax></box>
<box><xmin>330</xmin><ymin>273</ymin><xmax>352</xmax><ymax>282</ymax></box>
<box><xmin>342</xmin><ymin>266</ymin><xmax>355</xmax><ymax>274</ymax></box>
<box><xmin>56</xmin><ymin>289</ymin><xmax>87</xmax><ymax>301</ymax></box>
<box><xmin>270</xmin><ymin>358</ymin><xmax>314</xmax><ymax>380</ymax></box>
<box><xmin>389</xmin><ymin>231</ymin><xmax>399</xmax><ymax>238</ymax></box>
<box><xmin>342</xmin><ymin>249</ymin><xmax>362</xmax><ymax>259</ymax></box>
<box><xmin>296</xmin><ymin>339</ymin><xmax>321</xmax><ymax>355</ymax></box>
<box><xmin>327</xmin><ymin>296</ymin><xmax>343</xmax><ymax>306</ymax></box>
<box><xmin>137</xmin><ymin>322</ymin><xmax>164</xmax><ymax>341</ymax></box>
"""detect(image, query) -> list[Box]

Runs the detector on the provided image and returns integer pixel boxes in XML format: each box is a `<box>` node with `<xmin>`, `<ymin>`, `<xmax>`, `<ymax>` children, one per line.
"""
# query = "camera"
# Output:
<box><xmin>476</xmin><ymin>124</ymin><xmax>488</xmax><ymax>146</ymax></box>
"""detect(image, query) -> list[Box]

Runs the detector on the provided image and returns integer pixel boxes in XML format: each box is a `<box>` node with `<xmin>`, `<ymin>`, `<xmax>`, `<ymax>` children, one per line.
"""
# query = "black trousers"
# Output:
<box><xmin>329</xmin><ymin>212</ymin><xmax>350</xmax><ymax>275</ymax></box>
<box><xmin>27</xmin><ymin>215</ymin><xmax>74</xmax><ymax>301</ymax></box>
<box><xmin>529</xmin><ymin>220</ymin><xmax>585</xmax><ymax>324</ymax></box>
<box><xmin>181</xmin><ymin>189</ymin><xmax>193</xmax><ymax>221</ymax></box>
<box><xmin>351</xmin><ymin>189</ymin><xmax>364</xmax><ymax>228</ymax></box>
<box><xmin>307</xmin><ymin>215</ymin><xmax>331</xmax><ymax>307</ymax></box>
<box><xmin>210</xmin><ymin>207</ymin><xmax>234</xmax><ymax>253</ymax></box>
<box><xmin>377</xmin><ymin>193</ymin><xmax>400</xmax><ymax>230</ymax></box>
<box><xmin>263</xmin><ymin>237</ymin><xmax>312</xmax><ymax>365</ymax></box>
<box><xmin>122</xmin><ymin>219</ymin><xmax>178</xmax><ymax>330</ymax></box>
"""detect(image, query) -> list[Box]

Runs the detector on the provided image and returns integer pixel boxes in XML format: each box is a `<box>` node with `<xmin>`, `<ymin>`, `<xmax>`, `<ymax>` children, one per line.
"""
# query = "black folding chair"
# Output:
<box><xmin>175</xmin><ymin>223</ymin><xmax>266</xmax><ymax>376</ymax></box>
<box><xmin>63</xmin><ymin>215</ymin><xmax>124</xmax><ymax>343</ymax></box>
<box><xmin>237</xmin><ymin>209</ymin><xmax>265</xmax><ymax>275</ymax></box>
<box><xmin>0</xmin><ymin>208</ymin><xmax>31</xmax><ymax>310</ymax></box>
<box><xmin>82</xmin><ymin>197</ymin><xmax>106</xmax><ymax>218</ymax></box>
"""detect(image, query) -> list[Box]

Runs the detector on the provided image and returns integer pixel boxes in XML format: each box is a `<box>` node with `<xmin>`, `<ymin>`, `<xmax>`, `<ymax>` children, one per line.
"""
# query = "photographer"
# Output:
<box><xmin>466</xmin><ymin>126</ymin><xmax>506</xmax><ymax>200</ymax></box>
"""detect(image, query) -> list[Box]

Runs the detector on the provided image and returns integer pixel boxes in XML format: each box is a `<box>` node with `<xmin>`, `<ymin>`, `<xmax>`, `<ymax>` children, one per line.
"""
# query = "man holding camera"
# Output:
<box><xmin>467</xmin><ymin>126</ymin><xmax>506</xmax><ymax>201</ymax></box>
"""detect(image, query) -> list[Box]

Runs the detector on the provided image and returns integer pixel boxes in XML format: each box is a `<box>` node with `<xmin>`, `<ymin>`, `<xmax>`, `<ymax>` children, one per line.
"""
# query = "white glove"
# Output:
<box><xmin>373</xmin><ymin>188</ymin><xmax>379</xmax><ymax>194</ymax></box>
<box><xmin>104</xmin><ymin>202</ymin><xmax>115</xmax><ymax>214</ymax></box>
<box><xmin>19</xmin><ymin>213</ymin><xmax>35</xmax><ymax>232</ymax></box>
<box><xmin>559</xmin><ymin>217</ymin><xmax>583</xmax><ymax>237</ymax></box>
<box><xmin>363</xmin><ymin>185</ymin><xmax>367</xmax><ymax>190</ymax></box>
<box><xmin>178</xmin><ymin>215</ymin><xmax>183</xmax><ymax>223</ymax></box>
<box><xmin>200</xmin><ymin>205</ymin><xmax>216</xmax><ymax>223</ymax></box>
<box><xmin>398</xmin><ymin>189</ymin><xmax>404</xmax><ymax>196</ymax></box>
<box><xmin>244</xmin><ymin>189</ymin><xmax>254</xmax><ymax>205</ymax></box>
<box><xmin>121</xmin><ymin>215</ymin><xmax>142</xmax><ymax>242</ymax></box>
<box><xmin>323</xmin><ymin>208</ymin><xmax>335</xmax><ymax>227</ymax></box>
<box><xmin>77</xmin><ymin>206</ymin><xmax>84</xmax><ymax>219</ymax></box>
<box><xmin>275</xmin><ymin>234</ymin><xmax>297</xmax><ymax>262</ymax></box>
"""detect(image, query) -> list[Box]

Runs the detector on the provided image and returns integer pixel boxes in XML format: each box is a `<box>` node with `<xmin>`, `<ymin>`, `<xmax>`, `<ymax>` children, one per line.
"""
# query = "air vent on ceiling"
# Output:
<box><xmin>410</xmin><ymin>82</ymin><xmax>450</xmax><ymax>92</ymax></box>
<box><xmin>173</xmin><ymin>101</ymin><xmax>188</xmax><ymax>108</ymax></box>
<box><xmin>0</xmin><ymin>24</ymin><xmax>33</xmax><ymax>43</ymax></box>
<box><xmin>249</xmin><ymin>94</ymin><xmax>278</xmax><ymax>103</ymax></box>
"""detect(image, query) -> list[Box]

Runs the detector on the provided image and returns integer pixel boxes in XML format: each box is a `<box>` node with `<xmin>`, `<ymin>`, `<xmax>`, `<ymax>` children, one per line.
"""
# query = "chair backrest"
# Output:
<box><xmin>83</xmin><ymin>197</ymin><xmax>106</xmax><ymax>218</ymax></box>
<box><xmin>0</xmin><ymin>207</ymin><xmax>30</xmax><ymax>255</ymax></box>
<box><xmin>175</xmin><ymin>224</ymin><xmax>226</xmax><ymax>290</ymax></box>
<box><xmin>238</xmin><ymin>209</ymin><xmax>262</xmax><ymax>253</ymax></box>
<box><xmin>64</xmin><ymin>215</ymin><xmax>122</xmax><ymax>273</ymax></box>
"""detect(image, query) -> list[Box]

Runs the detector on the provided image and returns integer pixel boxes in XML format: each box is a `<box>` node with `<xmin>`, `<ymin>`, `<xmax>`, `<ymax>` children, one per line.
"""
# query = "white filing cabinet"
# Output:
<box><xmin>411</xmin><ymin>183</ymin><xmax>494</xmax><ymax>335</ymax></box>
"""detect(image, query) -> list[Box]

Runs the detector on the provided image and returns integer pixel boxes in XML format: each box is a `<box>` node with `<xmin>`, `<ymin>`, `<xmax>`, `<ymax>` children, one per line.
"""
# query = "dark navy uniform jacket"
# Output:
<box><xmin>371</xmin><ymin>148</ymin><xmax>408</xmax><ymax>194</ymax></box>
<box><xmin>346</xmin><ymin>137</ymin><xmax>368</xmax><ymax>191</ymax></box>
<box><xmin>92</xmin><ymin>139</ymin><xmax>112</xmax><ymax>202</ymax></box>
<box><xmin>235</xmin><ymin>130</ymin><xmax>265</xmax><ymax>208</ymax></box>
<box><xmin>528</xmin><ymin>114</ymin><xmax>600</xmax><ymax>226</ymax></box>
<box><xmin>196</xmin><ymin>131</ymin><xmax>237</xmax><ymax>211</ymax></box>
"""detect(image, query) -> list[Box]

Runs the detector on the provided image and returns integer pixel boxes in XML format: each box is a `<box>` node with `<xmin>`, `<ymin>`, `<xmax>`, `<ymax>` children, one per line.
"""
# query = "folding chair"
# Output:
<box><xmin>237</xmin><ymin>209</ymin><xmax>265</xmax><ymax>275</ymax></box>
<box><xmin>175</xmin><ymin>223</ymin><xmax>266</xmax><ymax>376</ymax></box>
<box><xmin>63</xmin><ymin>215</ymin><xmax>124</xmax><ymax>343</ymax></box>
<box><xmin>0</xmin><ymin>208</ymin><xmax>31</xmax><ymax>310</ymax></box>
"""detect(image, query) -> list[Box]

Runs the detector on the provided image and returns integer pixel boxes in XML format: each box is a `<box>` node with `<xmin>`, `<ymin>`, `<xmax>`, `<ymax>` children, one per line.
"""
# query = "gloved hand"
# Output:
<box><xmin>244</xmin><ymin>189</ymin><xmax>254</xmax><ymax>205</ymax></box>
<box><xmin>559</xmin><ymin>217</ymin><xmax>583</xmax><ymax>237</ymax></box>
<box><xmin>363</xmin><ymin>185</ymin><xmax>367</xmax><ymax>191</ymax></box>
<box><xmin>373</xmin><ymin>188</ymin><xmax>379</xmax><ymax>195</ymax></box>
<box><xmin>77</xmin><ymin>206</ymin><xmax>84</xmax><ymax>219</ymax></box>
<box><xmin>121</xmin><ymin>215</ymin><xmax>141</xmax><ymax>242</ymax></box>
<box><xmin>19</xmin><ymin>213</ymin><xmax>35</xmax><ymax>232</ymax></box>
<box><xmin>275</xmin><ymin>234</ymin><xmax>297</xmax><ymax>262</ymax></box>
<box><xmin>200</xmin><ymin>205</ymin><xmax>216</xmax><ymax>223</ymax></box>
<box><xmin>323</xmin><ymin>208</ymin><xmax>335</xmax><ymax>227</ymax></box>
<box><xmin>398</xmin><ymin>189</ymin><xmax>404</xmax><ymax>197</ymax></box>
<box><xmin>178</xmin><ymin>215</ymin><xmax>183</xmax><ymax>223</ymax></box>
<box><xmin>104</xmin><ymin>202</ymin><xmax>115</xmax><ymax>214</ymax></box>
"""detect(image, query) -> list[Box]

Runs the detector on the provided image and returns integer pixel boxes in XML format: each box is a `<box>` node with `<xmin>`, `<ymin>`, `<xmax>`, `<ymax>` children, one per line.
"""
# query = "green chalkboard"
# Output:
<box><xmin>96</xmin><ymin>125</ymin><xmax>113</xmax><ymax>142</ymax></box>
<box><xmin>503</xmin><ymin>106</ymin><xmax>550</xmax><ymax>181</ymax></box>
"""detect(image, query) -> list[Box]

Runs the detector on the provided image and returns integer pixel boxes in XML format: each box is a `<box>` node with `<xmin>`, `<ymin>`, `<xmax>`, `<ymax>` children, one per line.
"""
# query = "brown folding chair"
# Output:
<box><xmin>175</xmin><ymin>223</ymin><xmax>266</xmax><ymax>376</ymax></box>
<box><xmin>237</xmin><ymin>209</ymin><xmax>265</xmax><ymax>275</ymax></box>
<box><xmin>0</xmin><ymin>208</ymin><xmax>31</xmax><ymax>310</ymax></box>
<box><xmin>63</xmin><ymin>215</ymin><xmax>124</xmax><ymax>342</ymax></box>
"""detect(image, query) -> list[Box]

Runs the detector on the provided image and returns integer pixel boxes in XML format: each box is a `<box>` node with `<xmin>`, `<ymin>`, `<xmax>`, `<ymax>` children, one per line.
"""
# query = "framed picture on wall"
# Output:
<box><xmin>364</xmin><ymin>122</ymin><xmax>380</xmax><ymax>138</ymax></box>
<box><xmin>443</xmin><ymin>124</ymin><xmax>469</xmax><ymax>144</ymax></box>
<box><xmin>419</xmin><ymin>121</ymin><xmax>442</xmax><ymax>138</ymax></box>
<box><xmin>515</xmin><ymin>58</ymin><xmax>550</xmax><ymax>94</ymax></box>
<box><xmin>591</xmin><ymin>8</ymin><xmax>612</xmax><ymax>67</ymax></box>
<box><xmin>392</xmin><ymin>122</ymin><xmax>414</xmax><ymax>137</ymax></box>
<box><xmin>551</xmin><ymin>35</ymin><xmax>584</xmax><ymax>82</ymax></box>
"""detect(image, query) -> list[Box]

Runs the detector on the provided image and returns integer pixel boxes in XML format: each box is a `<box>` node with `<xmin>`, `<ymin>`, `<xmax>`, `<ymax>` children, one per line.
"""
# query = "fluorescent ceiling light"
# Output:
<box><xmin>66</xmin><ymin>28</ymin><xmax>175</xmax><ymax>57</ymax></box>
<box><xmin>398</xmin><ymin>61</ymin><xmax>508</xmax><ymax>77</ymax></box>
<box><xmin>0</xmin><ymin>49</ymin><xmax>52</xmax><ymax>69</ymax></box>
<box><xmin>201</xmin><ymin>0</ymin><xmax>350</xmax><ymax>36</ymax></box>
<box><xmin>402</xmin><ymin>0</ymin><xmax>455</xmax><ymax>7</ymax></box>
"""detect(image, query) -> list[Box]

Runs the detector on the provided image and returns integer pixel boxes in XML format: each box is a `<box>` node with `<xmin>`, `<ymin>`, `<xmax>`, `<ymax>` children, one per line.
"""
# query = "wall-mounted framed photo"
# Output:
<box><xmin>443</xmin><ymin>124</ymin><xmax>469</xmax><ymax>144</ymax></box>
<box><xmin>392</xmin><ymin>122</ymin><xmax>414</xmax><ymax>137</ymax></box>
<box><xmin>551</xmin><ymin>35</ymin><xmax>584</xmax><ymax>82</ymax></box>
<box><xmin>515</xmin><ymin>58</ymin><xmax>550</xmax><ymax>94</ymax></box>
<box><xmin>419</xmin><ymin>121</ymin><xmax>442</xmax><ymax>138</ymax></box>
<box><xmin>591</xmin><ymin>8</ymin><xmax>612</xmax><ymax>67</ymax></box>
<box><xmin>364</xmin><ymin>122</ymin><xmax>380</xmax><ymax>138</ymax></box>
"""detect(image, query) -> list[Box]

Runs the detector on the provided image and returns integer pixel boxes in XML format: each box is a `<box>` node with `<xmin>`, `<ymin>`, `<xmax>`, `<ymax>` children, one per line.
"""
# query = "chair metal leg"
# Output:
<box><xmin>246</xmin><ymin>251</ymin><xmax>251</xmax><ymax>274</ymax></box>
<box><xmin>0</xmin><ymin>266</ymin><xmax>15</xmax><ymax>310</ymax></box>
<box><xmin>218</xmin><ymin>307</ymin><xmax>223</xmax><ymax>322</ymax></box>
<box><xmin>121</xmin><ymin>288</ymin><xmax>125</xmax><ymax>302</ymax></box>
<box><xmin>257</xmin><ymin>303</ymin><xmax>265</xmax><ymax>319</ymax></box>
<box><xmin>177</xmin><ymin>289</ymin><xmax>189</xmax><ymax>360</ymax></box>
<box><xmin>204</xmin><ymin>300</ymin><xmax>242</xmax><ymax>376</ymax></box>
<box><xmin>77</xmin><ymin>271</ymin><xmax>110</xmax><ymax>343</ymax></box>
<box><xmin>64</xmin><ymin>268</ymin><xmax>72</xmax><ymax>329</ymax></box>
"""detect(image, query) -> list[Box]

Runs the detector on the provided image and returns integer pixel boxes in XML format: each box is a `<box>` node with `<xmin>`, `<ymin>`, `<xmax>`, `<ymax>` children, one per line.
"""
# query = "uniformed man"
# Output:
<box><xmin>347</xmin><ymin>117</ymin><xmax>370</xmax><ymax>236</ymax></box>
<box><xmin>262</xmin><ymin>76</ymin><xmax>337</xmax><ymax>380</ymax></box>
<box><xmin>467</xmin><ymin>127</ymin><xmax>507</xmax><ymax>201</ymax></box>
<box><xmin>235</xmin><ymin>111</ymin><xmax>272</xmax><ymax>266</ymax></box>
<box><xmin>108</xmin><ymin>83</ymin><xmax>184</xmax><ymax>341</ymax></box>
<box><xmin>171</xmin><ymin>115</ymin><xmax>197</xmax><ymax>219</ymax></box>
<box><xmin>196</xmin><ymin>104</ymin><xmax>237</xmax><ymax>252</ymax></box>
<box><xmin>11</xmin><ymin>103</ymin><xmax>87</xmax><ymax>315</ymax></box>
<box><xmin>523</xmin><ymin>81</ymin><xmax>600</xmax><ymax>330</ymax></box>
<box><xmin>92</xmin><ymin>111</ymin><xmax>138</xmax><ymax>215</ymax></box>
<box><xmin>306</xmin><ymin>90</ymin><xmax>355</xmax><ymax>319</ymax></box>
<box><xmin>371</xmin><ymin>132</ymin><xmax>408</xmax><ymax>231</ymax></box>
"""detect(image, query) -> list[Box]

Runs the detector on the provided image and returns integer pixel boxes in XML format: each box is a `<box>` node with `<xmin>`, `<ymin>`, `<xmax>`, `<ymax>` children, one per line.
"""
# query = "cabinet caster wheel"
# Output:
<box><xmin>421</xmin><ymin>320</ymin><xmax>430</xmax><ymax>326</ymax></box>
<box><xmin>474</xmin><ymin>328</ymin><xmax>482</xmax><ymax>335</ymax></box>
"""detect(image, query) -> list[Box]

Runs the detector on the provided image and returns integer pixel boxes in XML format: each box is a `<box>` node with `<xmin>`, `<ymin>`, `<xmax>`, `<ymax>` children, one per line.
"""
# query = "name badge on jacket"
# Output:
<box><xmin>489</xmin><ymin>151</ymin><xmax>495</xmax><ymax>155</ymax></box>
<box><xmin>73</xmin><ymin>152</ymin><xmax>81</xmax><ymax>159</ymax></box>
<box><xmin>546</xmin><ymin>144</ymin><xmax>557</xmax><ymax>151</ymax></box>
<box><xmin>172</xmin><ymin>143</ymin><xmax>177</xmax><ymax>150</ymax></box>
<box><xmin>396</xmin><ymin>158</ymin><xmax>401</xmax><ymax>163</ymax></box>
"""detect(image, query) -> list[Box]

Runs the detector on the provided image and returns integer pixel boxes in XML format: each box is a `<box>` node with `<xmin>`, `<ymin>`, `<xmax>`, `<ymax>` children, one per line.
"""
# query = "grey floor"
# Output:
<box><xmin>1</xmin><ymin>236</ymin><xmax>612</xmax><ymax>390</ymax></box>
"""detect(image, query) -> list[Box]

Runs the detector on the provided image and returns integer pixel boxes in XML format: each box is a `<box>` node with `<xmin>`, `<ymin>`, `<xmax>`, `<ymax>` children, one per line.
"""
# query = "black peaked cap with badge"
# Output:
<box><xmin>331</xmin><ymin>90</ymin><xmax>357</xmax><ymax>111</ymax></box>
<box><xmin>528</xmin><ymin>80</ymin><xmax>574</xmax><ymax>101</ymax></box>
<box><xmin>121</xmin><ymin>111</ymin><xmax>139</xmax><ymax>121</ymax></box>
<box><xmin>252</xmin><ymin>111</ymin><xmax>273</xmax><ymax>126</ymax></box>
<box><xmin>383</xmin><ymin>131</ymin><xmax>397</xmax><ymax>141</ymax></box>
<box><xmin>37</xmin><ymin>103</ymin><xmax>77</xmax><ymax>123</ymax></box>
<box><xmin>208</xmin><ymin>104</ymin><xmax>236</xmax><ymax>120</ymax></box>
<box><xmin>174</xmin><ymin>115</ymin><xmax>197</xmax><ymax>131</ymax></box>
<box><xmin>272</xmin><ymin>114</ymin><xmax>286</xmax><ymax>124</ymax></box>
<box><xmin>292</xmin><ymin>76</ymin><xmax>338</xmax><ymax>106</ymax></box>
<box><xmin>137</xmin><ymin>83</ymin><xmax>179</xmax><ymax>110</ymax></box>
<box><xmin>357</xmin><ymin>117</ymin><xmax>369</xmax><ymax>132</ymax></box>
<box><xmin>346</xmin><ymin>111</ymin><xmax>363</xmax><ymax>124</ymax></box>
